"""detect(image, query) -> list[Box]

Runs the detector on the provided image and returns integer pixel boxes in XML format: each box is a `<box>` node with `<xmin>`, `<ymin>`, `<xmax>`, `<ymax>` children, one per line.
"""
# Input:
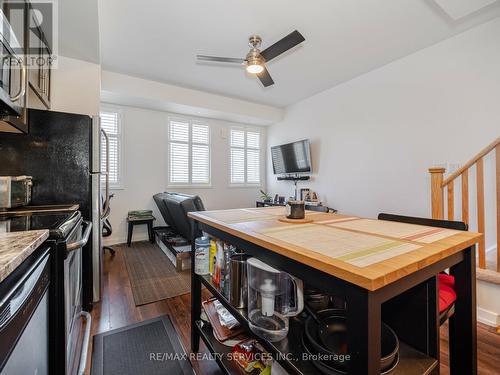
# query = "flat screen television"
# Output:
<box><xmin>271</xmin><ymin>139</ymin><xmax>312</xmax><ymax>175</ymax></box>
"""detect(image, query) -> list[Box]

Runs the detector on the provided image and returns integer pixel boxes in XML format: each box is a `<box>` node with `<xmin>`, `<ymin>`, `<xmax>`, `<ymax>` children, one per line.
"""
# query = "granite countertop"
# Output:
<box><xmin>0</xmin><ymin>230</ymin><xmax>50</xmax><ymax>283</ymax></box>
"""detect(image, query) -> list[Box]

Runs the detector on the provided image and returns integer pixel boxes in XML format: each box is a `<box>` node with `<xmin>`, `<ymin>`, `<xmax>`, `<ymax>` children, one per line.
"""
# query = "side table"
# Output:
<box><xmin>127</xmin><ymin>216</ymin><xmax>155</xmax><ymax>246</ymax></box>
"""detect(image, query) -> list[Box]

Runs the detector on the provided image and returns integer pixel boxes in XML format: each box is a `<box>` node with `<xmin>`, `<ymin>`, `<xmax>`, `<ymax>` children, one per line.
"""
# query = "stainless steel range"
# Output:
<box><xmin>0</xmin><ymin>208</ymin><xmax>92</xmax><ymax>375</ymax></box>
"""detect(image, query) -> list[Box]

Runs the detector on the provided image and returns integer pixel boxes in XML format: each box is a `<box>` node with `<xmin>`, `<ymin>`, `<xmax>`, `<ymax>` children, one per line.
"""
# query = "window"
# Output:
<box><xmin>230</xmin><ymin>127</ymin><xmax>261</xmax><ymax>185</ymax></box>
<box><xmin>100</xmin><ymin>108</ymin><xmax>123</xmax><ymax>189</ymax></box>
<box><xmin>168</xmin><ymin>118</ymin><xmax>210</xmax><ymax>186</ymax></box>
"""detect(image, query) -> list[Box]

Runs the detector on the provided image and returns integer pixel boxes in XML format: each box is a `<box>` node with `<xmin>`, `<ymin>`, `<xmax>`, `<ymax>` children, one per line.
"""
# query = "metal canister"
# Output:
<box><xmin>286</xmin><ymin>200</ymin><xmax>305</xmax><ymax>219</ymax></box>
<box><xmin>229</xmin><ymin>254</ymin><xmax>251</xmax><ymax>308</ymax></box>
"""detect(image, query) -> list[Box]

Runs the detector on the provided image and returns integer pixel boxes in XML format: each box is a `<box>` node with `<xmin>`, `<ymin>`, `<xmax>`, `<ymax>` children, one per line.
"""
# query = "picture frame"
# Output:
<box><xmin>300</xmin><ymin>188</ymin><xmax>311</xmax><ymax>201</ymax></box>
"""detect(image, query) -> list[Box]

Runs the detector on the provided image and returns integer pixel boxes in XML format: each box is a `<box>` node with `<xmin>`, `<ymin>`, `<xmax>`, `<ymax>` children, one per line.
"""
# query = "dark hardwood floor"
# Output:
<box><xmin>86</xmin><ymin>244</ymin><xmax>221</xmax><ymax>375</ymax></box>
<box><xmin>86</xmin><ymin>243</ymin><xmax>500</xmax><ymax>375</ymax></box>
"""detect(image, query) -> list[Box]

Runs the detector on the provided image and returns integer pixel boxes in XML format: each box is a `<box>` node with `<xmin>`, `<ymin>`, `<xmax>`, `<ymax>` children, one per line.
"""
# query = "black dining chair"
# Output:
<box><xmin>377</xmin><ymin>213</ymin><xmax>468</xmax><ymax>325</ymax></box>
<box><xmin>305</xmin><ymin>205</ymin><xmax>337</xmax><ymax>213</ymax></box>
<box><xmin>102</xmin><ymin>193</ymin><xmax>116</xmax><ymax>255</ymax></box>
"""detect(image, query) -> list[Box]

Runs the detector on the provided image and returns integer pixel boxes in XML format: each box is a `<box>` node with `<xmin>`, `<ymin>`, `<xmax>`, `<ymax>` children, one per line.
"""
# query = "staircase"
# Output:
<box><xmin>428</xmin><ymin>136</ymin><xmax>500</xmax><ymax>328</ymax></box>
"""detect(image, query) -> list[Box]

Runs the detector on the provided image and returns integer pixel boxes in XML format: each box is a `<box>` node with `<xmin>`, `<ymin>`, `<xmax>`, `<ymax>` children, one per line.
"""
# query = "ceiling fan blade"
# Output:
<box><xmin>257</xmin><ymin>66</ymin><xmax>274</xmax><ymax>87</ymax></box>
<box><xmin>260</xmin><ymin>30</ymin><xmax>305</xmax><ymax>62</ymax></box>
<box><xmin>196</xmin><ymin>55</ymin><xmax>245</xmax><ymax>64</ymax></box>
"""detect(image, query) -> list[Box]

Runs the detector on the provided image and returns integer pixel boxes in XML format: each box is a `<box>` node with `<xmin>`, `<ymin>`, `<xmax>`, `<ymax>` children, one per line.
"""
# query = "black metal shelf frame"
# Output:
<box><xmin>190</xmin><ymin>219</ymin><xmax>475</xmax><ymax>375</ymax></box>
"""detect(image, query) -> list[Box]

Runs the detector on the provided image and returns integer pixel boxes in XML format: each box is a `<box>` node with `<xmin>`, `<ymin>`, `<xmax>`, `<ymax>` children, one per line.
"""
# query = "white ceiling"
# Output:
<box><xmin>99</xmin><ymin>0</ymin><xmax>500</xmax><ymax>108</ymax></box>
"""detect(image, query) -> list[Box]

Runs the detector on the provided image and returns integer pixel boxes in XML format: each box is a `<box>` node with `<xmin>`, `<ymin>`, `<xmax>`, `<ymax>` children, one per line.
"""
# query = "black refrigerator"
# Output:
<box><xmin>0</xmin><ymin>108</ymin><xmax>104</xmax><ymax>311</ymax></box>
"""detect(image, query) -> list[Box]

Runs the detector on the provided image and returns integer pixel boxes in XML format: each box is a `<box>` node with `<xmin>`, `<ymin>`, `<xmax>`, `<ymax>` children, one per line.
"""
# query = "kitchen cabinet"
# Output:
<box><xmin>26</xmin><ymin>1</ymin><xmax>51</xmax><ymax>109</ymax></box>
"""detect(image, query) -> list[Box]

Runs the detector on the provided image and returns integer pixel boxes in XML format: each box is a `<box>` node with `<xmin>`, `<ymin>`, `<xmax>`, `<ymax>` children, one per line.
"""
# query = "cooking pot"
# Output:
<box><xmin>303</xmin><ymin>308</ymin><xmax>399</xmax><ymax>373</ymax></box>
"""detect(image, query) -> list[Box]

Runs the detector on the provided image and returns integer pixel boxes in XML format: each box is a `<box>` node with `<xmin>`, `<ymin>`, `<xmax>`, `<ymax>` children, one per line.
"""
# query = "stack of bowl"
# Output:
<box><xmin>302</xmin><ymin>308</ymin><xmax>400</xmax><ymax>374</ymax></box>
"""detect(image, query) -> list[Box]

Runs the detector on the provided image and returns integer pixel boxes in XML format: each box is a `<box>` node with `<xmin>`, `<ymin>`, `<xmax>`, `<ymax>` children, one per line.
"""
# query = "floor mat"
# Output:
<box><xmin>91</xmin><ymin>315</ymin><xmax>194</xmax><ymax>375</ymax></box>
<box><xmin>120</xmin><ymin>241</ymin><xmax>191</xmax><ymax>306</ymax></box>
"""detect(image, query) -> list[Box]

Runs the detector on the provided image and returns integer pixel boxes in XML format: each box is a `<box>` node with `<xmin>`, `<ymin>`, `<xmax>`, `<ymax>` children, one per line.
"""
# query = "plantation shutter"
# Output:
<box><xmin>191</xmin><ymin>123</ymin><xmax>210</xmax><ymax>184</ymax></box>
<box><xmin>230</xmin><ymin>129</ymin><xmax>246</xmax><ymax>184</ymax></box>
<box><xmin>230</xmin><ymin>128</ymin><xmax>261</xmax><ymax>185</ymax></box>
<box><xmin>246</xmin><ymin>131</ymin><xmax>260</xmax><ymax>184</ymax></box>
<box><xmin>168</xmin><ymin>119</ymin><xmax>210</xmax><ymax>185</ymax></box>
<box><xmin>100</xmin><ymin>110</ymin><xmax>121</xmax><ymax>187</ymax></box>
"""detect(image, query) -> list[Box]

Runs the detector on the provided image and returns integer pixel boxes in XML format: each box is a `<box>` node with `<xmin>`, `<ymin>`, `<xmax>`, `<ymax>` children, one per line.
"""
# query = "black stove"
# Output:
<box><xmin>0</xmin><ymin>210</ymin><xmax>81</xmax><ymax>240</ymax></box>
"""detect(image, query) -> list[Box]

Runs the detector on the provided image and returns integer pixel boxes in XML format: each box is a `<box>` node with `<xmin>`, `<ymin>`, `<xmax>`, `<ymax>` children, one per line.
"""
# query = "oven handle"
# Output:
<box><xmin>10</xmin><ymin>56</ymin><xmax>26</xmax><ymax>102</ymax></box>
<box><xmin>77</xmin><ymin>311</ymin><xmax>92</xmax><ymax>375</ymax></box>
<box><xmin>66</xmin><ymin>221</ymin><xmax>92</xmax><ymax>252</ymax></box>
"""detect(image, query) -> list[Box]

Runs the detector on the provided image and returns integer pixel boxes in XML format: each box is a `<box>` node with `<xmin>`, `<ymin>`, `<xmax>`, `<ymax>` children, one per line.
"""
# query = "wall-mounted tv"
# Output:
<box><xmin>271</xmin><ymin>139</ymin><xmax>312</xmax><ymax>175</ymax></box>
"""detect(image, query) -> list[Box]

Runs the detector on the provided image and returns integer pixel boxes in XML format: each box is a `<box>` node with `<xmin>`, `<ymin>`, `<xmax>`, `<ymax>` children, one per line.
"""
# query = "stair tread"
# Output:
<box><xmin>477</xmin><ymin>267</ymin><xmax>500</xmax><ymax>285</ymax></box>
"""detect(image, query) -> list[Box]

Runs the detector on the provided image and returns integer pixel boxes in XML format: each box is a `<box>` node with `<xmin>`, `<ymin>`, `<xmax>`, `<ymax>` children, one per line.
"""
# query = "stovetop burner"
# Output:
<box><xmin>0</xmin><ymin>204</ymin><xmax>79</xmax><ymax>216</ymax></box>
<box><xmin>0</xmin><ymin>210</ymin><xmax>82</xmax><ymax>240</ymax></box>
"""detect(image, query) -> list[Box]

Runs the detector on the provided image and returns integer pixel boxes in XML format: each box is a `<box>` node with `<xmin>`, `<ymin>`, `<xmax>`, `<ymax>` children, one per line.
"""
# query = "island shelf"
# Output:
<box><xmin>189</xmin><ymin>208</ymin><xmax>481</xmax><ymax>374</ymax></box>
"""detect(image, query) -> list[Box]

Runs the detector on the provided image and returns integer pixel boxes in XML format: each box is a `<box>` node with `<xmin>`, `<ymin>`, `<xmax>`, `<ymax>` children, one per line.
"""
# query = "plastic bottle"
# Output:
<box><xmin>214</xmin><ymin>240</ymin><xmax>224</xmax><ymax>285</ymax></box>
<box><xmin>209</xmin><ymin>240</ymin><xmax>216</xmax><ymax>275</ymax></box>
<box><xmin>194</xmin><ymin>236</ymin><xmax>210</xmax><ymax>275</ymax></box>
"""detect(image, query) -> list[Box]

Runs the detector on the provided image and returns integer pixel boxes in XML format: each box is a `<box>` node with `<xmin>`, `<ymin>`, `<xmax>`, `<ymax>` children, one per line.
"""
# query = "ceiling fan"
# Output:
<box><xmin>196</xmin><ymin>30</ymin><xmax>305</xmax><ymax>87</ymax></box>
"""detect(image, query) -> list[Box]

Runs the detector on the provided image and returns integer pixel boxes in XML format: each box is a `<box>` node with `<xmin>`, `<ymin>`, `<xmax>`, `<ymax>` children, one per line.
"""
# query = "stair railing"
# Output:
<box><xmin>429</xmin><ymin>136</ymin><xmax>500</xmax><ymax>271</ymax></box>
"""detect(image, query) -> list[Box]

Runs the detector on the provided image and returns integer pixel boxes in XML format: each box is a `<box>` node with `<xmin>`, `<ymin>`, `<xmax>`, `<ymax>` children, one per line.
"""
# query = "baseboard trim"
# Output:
<box><xmin>477</xmin><ymin>307</ymin><xmax>499</xmax><ymax>327</ymax></box>
<box><xmin>103</xmin><ymin>234</ymin><xmax>150</xmax><ymax>246</ymax></box>
<box><xmin>486</xmin><ymin>245</ymin><xmax>497</xmax><ymax>254</ymax></box>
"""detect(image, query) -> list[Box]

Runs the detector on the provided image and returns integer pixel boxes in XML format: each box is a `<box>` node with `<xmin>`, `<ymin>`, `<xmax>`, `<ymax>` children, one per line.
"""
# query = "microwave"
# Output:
<box><xmin>0</xmin><ymin>176</ymin><xmax>32</xmax><ymax>209</ymax></box>
<box><xmin>0</xmin><ymin>7</ymin><xmax>28</xmax><ymax>133</ymax></box>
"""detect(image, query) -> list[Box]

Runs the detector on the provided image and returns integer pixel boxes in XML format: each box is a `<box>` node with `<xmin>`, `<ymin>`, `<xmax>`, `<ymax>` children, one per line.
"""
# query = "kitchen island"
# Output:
<box><xmin>189</xmin><ymin>207</ymin><xmax>482</xmax><ymax>375</ymax></box>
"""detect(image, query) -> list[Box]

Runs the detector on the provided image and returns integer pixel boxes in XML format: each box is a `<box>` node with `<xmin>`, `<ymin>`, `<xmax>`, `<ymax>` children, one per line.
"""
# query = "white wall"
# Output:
<box><xmin>267</xmin><ymin>17</ymin><xmax>500</xmax><ymax>246</ymax></box>
<box><xmin>104</xmin><ymin>104</ymin><xmax>266</xmax><ymax>244</ymax></box>
<box><xmin>266</xmin><ymin>18</ymin><xmax>500</xmax><ymax>325</ymax></box>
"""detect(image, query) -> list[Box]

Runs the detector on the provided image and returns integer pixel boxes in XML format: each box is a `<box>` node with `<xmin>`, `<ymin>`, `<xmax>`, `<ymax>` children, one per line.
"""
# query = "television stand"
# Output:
<box><xmin>277</xmin><ymin>175</ymin><xmax>310</xmax><ymax>181</ymax></box>
<box><xmin>277</xmin><ymin>175</ymin><xmax>310</xmax><ymax>200</ymax></box>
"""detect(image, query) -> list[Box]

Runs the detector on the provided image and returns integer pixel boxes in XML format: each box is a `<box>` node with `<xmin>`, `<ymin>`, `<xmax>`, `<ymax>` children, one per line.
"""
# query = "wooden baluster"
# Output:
<box><xmin>447</xmin><ymin>182</ymin><xmax>454</xmax><ymax>220</ymax></box>
<box><xmin>496</xmin><ymin>145</ymin><xmax>500</xmax><ymax>273</ymax></box>
<box><xmin>462</xmin><ymin>170</ymin><xmax>469</xmax><ymax>225</ymax></box>
<box><xmin>476</xmin><ymin>158</ymin><xmax>485</xmax><ymax>269</ymax></box>
<box><xmin>429</xmin><ymin>168</ymin><xmax>445</xmax><ymax>219</ymax></box>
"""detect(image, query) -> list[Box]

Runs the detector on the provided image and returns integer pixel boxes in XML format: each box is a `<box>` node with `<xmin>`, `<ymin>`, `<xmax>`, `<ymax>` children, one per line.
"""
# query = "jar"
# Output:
<box><xmin>194</xmin><ymin>236</ymin><xmax>210</xmax><ymax>275</ymax></box>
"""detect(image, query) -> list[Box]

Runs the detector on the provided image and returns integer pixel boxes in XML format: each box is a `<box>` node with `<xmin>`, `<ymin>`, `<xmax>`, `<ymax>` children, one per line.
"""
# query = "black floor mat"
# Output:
<box><xmin>91</xmin><ymin>315</ymin><xmax>194</xmax><ymax>375</ymax></box>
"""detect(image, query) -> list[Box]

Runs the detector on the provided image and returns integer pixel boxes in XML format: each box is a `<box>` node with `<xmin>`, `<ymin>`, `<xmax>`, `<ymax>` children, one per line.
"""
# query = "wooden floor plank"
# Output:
<box><xmin>86</xmin><ymin>244</ymin><xmax>500</xmax><ymax>375</ymax></box>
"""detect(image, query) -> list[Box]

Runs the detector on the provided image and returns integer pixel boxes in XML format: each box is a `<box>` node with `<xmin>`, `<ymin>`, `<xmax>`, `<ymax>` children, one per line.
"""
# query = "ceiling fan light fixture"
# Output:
<box><xmin>196</xmin><ymin>30</ymin><xmax>305</xmax><ymax>87</ymax></box>
<box><xmin>245</xmin><ymin>50</ymin><xmax>264</xmax><ymax>74</ymax></box>
<box><xmin>246</xmin><ymin>63</ymin><xmax>264</xmax><ymax>74</ymax></box>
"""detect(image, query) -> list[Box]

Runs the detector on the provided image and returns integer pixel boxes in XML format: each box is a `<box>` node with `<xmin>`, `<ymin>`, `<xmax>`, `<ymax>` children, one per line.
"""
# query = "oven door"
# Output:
<box><xmin>64</xmin><ymin>220</ymin><xmax>92</xmax><ymax>375</ymax></box>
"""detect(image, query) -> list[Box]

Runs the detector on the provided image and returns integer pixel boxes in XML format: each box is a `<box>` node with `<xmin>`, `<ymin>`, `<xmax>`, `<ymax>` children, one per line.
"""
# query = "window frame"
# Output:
<box><xmin>228</xmin><ymin>126</ymin><xmax>263</xmax><ymax>187</ymax></box>
<box><xmin>167</xmin><ymin>116</ymin><xmax>212</xmax><ymax>188</ymax></box>
<box><xmin>99</xmin><ymin>105</ymin><xmax>124</xmax><ymax>190</ymax></box>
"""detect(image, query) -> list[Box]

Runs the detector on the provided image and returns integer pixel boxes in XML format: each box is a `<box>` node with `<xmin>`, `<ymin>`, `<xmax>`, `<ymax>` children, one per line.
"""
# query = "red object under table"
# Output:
<box><xmin>438</xmin><ymin>273</ymin><xmax>456</xmax><ymax>313</ymax></box>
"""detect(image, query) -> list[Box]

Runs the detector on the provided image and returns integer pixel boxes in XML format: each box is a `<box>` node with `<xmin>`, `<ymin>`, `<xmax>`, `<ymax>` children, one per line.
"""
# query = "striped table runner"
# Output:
<box><xmin>258</xmin><ymin>224</ymin><xmax>422</xmax><ymax>267</ymax></box>
<box><xmin>328</xmin><ymin>218</ymin><xmax>460</xmax><ymax>243</ymax></box>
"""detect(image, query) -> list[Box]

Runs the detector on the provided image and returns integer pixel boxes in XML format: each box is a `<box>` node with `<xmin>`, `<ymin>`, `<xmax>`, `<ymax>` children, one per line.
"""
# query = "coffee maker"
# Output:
<box><xmin>247</xmin><ymin>258</ymin><xmax>304</xmax><ymax>342</ymax></box>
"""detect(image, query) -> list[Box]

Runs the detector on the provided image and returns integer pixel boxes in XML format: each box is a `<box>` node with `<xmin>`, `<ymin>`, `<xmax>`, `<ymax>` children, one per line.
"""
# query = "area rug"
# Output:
<box><xmin>120</xmin><ymin>241</ymin><xmax>191</xmax><ymax>306</ymax></box>
<box><xmin>91</xmin><ymin>315</ymin><xmax>194</xmax><ymax>375</ymax></box>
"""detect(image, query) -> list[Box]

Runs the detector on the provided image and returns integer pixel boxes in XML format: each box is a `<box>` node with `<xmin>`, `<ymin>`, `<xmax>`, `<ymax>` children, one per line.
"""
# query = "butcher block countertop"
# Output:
<box><xmin>189</xmin><ymin>207</ymin><xmax>483</xmax><ymax>290</ymax></box>
<box><xmin>0</xmin><ymin>230</ymin><xmax>49</xmax><ymax>283</ymax></box>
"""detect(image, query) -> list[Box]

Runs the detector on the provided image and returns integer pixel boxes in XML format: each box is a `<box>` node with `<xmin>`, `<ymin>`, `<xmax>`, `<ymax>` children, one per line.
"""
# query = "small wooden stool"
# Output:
<box><xmin>127</xmin><ymin>216</ymin><xmax>155</xmax><ymax>246</ymax></box>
